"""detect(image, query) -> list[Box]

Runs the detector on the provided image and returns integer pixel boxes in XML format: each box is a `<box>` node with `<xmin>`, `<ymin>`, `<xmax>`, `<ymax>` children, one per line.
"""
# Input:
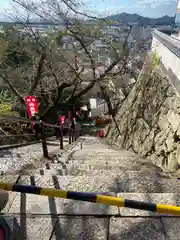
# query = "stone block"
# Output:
<box><xmin>138</xmin><ymin>129</ymin><xmax>155</xmax><ymax>155</ymax></box>
<box><xmin>109</xmin><ymin>217</ymin><xmax>165</xmax><ymax>240</ymax></box>
<box><xmin>162</xmin><ymin>218</ymin><xmax>180</xmax><ymax>240</ymax></box>
<box><xmin>12</xmin><ymin>216</ymin><xmax>56</xmax><ymax>240</ymax></box>
<box><xmin>168</xmin><ymin>150</ymin><xmax>180</xmax><ymax>170</ymax></box>
<box><xmin>8</xmin><ymin>192</ymin><xmax>118</xmax><ymax>215</ymax></box>
<box><xmin>158</xmin><ymin>115</ymin><xmax>169</xmax><ymax>130</ymax></box>
<box><xmin>8</xmin><ymin>176</ymin><xmax>118</xmax><ymax>215</ymax></box>
<box><xmin>117</xmin><ymin>193</ymin><xmax>176</xmax><ymax>217</ymax></box>
<box><xmin>51</xmin><ymin>217</ymin><xmax>108</xmax><ymax>240</ymax></box>
<box><xmin>10</xmin><ymin>216</ymin><xmax>109</xmax><ymax>240</ymax></box>
<box><xmin>165</xmin><ymin>131</ymin><xmax>174</xmax><ymax>152</ymax></box>
<box><xmin>167</xmin><ymin>110</ymin><xmax>180</xmax><ymax>132</ymax></box>
<box><xmin>154</xmin><ymin>128</ymin><xmax>170</xmax><ymax>149</ymax></box>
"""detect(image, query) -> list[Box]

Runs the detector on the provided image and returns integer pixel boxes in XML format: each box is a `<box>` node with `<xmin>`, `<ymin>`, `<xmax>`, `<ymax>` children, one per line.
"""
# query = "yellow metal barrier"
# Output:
<box><xmin>0</xmin><ymin>182</ymin><xmax>180</xmax><ymax>216</ymax></box>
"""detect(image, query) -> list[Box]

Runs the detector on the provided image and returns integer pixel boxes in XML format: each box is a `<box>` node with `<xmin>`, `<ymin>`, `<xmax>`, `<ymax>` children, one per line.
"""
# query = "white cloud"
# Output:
<box><xmin>0</xmin><ymin>0</ymin><xmax>178</xmax><ymax>19</ymax></box>
<box><xmin>136</xmin><ymin>0</ymin><xmax>177</xmax><ymax>8</ymax></box>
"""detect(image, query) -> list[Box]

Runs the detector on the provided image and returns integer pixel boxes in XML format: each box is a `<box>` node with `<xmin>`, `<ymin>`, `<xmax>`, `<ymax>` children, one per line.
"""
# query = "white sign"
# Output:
<box><xmin>90</xmin><ymin>98</ymin><xmax>97</xmax><ymax>109</ymax></box>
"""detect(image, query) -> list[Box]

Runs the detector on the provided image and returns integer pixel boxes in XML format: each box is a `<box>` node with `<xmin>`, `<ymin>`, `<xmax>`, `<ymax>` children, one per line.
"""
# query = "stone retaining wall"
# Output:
<box><xmin>107</xmin><ymin>54</ymin><xmax>180</xmax><ymax>171</ymax></box>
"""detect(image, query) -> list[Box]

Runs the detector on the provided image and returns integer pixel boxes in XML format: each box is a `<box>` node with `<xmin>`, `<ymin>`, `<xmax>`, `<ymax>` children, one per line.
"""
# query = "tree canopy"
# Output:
<box><xmin>0</xmin><ymin>0</ymin><xmax>143</xmax><ymax>120</ymax></box>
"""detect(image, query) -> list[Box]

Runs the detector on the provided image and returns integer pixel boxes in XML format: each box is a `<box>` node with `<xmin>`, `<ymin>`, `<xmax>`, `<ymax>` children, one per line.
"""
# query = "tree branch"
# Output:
<box><xmin>42</xmin><ymin>68</ymin><xmax>83</xmax><ymax>116</ymax></box>
<box><xmin>0</xmin><ymin>73</ymin><xmax>25</xmax><ymax>104</ymax></box>
<box><xmin>30</xmin><ymin>52</ymin><xmax>46</xmax><ymax>94</ymax></box>
<box><xmin>67</xmin><ymin>27</ymin><xmax>96</xmax><ymax>80</ymax></box>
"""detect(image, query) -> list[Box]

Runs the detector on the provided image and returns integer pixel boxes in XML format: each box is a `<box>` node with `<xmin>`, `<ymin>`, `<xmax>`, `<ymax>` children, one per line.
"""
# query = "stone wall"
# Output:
<box><xmin>107</xmin><ymin>54</ymin><xmax>180</xmax><ymax>172</ymax></box>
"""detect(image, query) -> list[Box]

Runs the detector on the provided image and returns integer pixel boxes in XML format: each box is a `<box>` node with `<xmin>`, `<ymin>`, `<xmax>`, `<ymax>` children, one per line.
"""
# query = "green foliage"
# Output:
<box><xmin>153</xmin><ymin>49</ymin><xmax>160</xmax><ymax>69</ymax></box>
<box><xmin>0</xmin><ymin>103</ymin><xmax>19</xmax><ymax>117</ymax></box>
<box><xmin>0</xmin><ymin>89</ymin><xmax>11</xmax><ymax>103</ymax></box>
<box><xmin>0</xmin><ymin>27</ymin><xmax>36</xmax><ymax>69</ymax></box>
<box><xmin>2</xmin><ymin>41</ymin><xmax>32</xmax><ymax>68</ymax></box>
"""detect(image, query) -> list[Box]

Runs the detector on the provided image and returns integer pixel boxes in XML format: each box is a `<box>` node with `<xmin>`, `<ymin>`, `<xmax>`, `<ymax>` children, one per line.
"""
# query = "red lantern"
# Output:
<box><xmin>60</xmin><ymin>116</ymin><xmax>66</xmax><ymax>125</ymax></box>
<box><xmin>98</xmin><ymin>130</ymin><xmax>105</xmax><ymax>138</ymax></box>
<box><xmin>25</xmin><ymin>96</ymin><xmax>38</xmax><ymax>118</ymax></box>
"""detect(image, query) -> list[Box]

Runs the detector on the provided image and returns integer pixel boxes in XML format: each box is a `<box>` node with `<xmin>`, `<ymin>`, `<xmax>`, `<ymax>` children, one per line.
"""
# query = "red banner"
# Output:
<box><xmin>25</xmin><ymin>96</ymin><xmax>38</xmax><ymax>118</ymax></box>
<box><xmin>60</xmin><ymin>116</ymin><xmax>66</xmax><ymax>125</ymax></box>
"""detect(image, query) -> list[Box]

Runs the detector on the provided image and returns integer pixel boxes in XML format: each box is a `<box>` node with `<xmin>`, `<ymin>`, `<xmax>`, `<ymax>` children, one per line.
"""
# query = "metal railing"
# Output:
<box><xmin>0</xmin><ymin>117</ymin><xmax>82</xmax><ymax>158</ymax></box>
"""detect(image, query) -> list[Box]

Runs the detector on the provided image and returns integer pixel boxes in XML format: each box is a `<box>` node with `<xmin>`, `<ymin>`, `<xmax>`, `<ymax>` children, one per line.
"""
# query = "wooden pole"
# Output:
<box><xmin>40</xmin><ymin>122</ymin><xmax>48</xmax><ymax>158</ymax></box>
<box><xmin>69</xmin><ymin>127</ymin><xmax>72</xmax><ymax>144</ymax></box>
<box><xmin>72</xmin><ymin>129</ymin><xmax>74</xmax><ymax>142</ymax></box>
<box><xmin>60</xmin><ymin>126</ymin><xmax>63</xmax><ymax>149</ymax></box>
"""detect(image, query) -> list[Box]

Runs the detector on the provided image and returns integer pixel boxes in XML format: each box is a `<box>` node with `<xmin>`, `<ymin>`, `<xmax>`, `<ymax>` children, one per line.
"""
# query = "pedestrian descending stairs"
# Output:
<box><xmin>1</xmin><ymin>136</ymin><xmax>180</xmax><ymax>239</ymax></box>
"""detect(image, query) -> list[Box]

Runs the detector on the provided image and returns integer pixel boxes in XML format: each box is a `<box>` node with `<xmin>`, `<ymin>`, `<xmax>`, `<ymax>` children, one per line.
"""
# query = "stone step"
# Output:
<box><xmin>24</xmin><ymin>162</ymin><xmax>162</xmax><ymax>177</ymax></box>
<box><xmin>16</xmin><ymin>173</ymin><xmax>180</xmax><ymax>193</ymax></box>
<box><xmin>6</xmin><ymin>174</ymin><xmax>180</xmax><ymax>216</ymax></box>
<box><xmin>57</xmin><ymin>160</ymin><xmax>160</xmax><ymax>172</ymax></box>
<box><xmin>8</xmin><ymin>213</ymin><xmax>180</xmax><ymax>240</ymax></box>
<box><xmin>66</xmin><ymin>150</ymin><xmax>159</xmax><ymax>171</ymax></box>
<box><xmin>2</xmin><ymin>173</ymin><xmax>180</xmax><ymax>239</ymax></box>
<box><xmin>6</xmin><ymin>188</ymin><xmax>180</xmax><ymax>240</ymax></box>
<box><xmin>24</xmin><ymin>165</ymin><xmax>148</xmax><ymax>176</ymax></box>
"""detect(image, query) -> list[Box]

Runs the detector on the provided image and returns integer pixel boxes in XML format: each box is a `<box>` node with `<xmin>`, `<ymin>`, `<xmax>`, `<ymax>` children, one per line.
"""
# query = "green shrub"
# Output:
<box><xmin>153</xmin><ymin>49</ymin><xmax>160</xmax><ymax>69</ymax></box>
<box><xmin>0</xmin><ymin>103</ymin><xmax>19</xmax><ymax>116</ymax></box>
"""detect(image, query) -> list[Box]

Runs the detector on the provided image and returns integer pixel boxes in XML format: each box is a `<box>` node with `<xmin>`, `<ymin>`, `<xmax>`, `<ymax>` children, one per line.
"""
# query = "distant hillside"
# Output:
<box><xmin>106</xmin><ymin>13</ymin><xmax>174</xmax><ymax>26</ymax></box>
<box><xmin>0</xmin><ymin>13</ymin><xmax>174</xmax><ymax>26</ymax></box>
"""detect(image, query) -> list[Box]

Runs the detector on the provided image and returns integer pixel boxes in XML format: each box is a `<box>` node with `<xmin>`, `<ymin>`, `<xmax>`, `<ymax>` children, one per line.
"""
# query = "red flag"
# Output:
<box><xmin>25</xmin><ymin>96</ymin><xmax>38</xmax><ymax>118</ymax></box>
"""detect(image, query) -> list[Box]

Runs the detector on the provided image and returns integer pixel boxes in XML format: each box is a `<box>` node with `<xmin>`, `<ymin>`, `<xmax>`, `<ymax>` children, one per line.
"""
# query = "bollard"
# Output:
<box><xmin>60</xmin><ymin>126</ymin><xmax>63</xmax><ymax>149</ymax></box>
<box><xmin>40</xmin><ymin>122</ymin><xmax>48</xmax><ymax>158</ymax></box>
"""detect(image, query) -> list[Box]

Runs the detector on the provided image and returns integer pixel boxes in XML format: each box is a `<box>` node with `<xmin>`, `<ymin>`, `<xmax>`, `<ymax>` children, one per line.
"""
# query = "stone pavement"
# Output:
<box><xmin>0</xmin><ymin>137</ymin><xmax>69</xmax><ymax>175</ymax></box>
<box><xmin>1</xmin><ymin>136</ymin><xmax>180</xmax><ymax>239</ymax></box>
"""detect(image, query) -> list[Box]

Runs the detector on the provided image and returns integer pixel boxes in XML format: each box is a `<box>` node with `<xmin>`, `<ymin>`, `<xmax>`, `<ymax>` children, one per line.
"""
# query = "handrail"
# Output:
<box><xmin>0</xmin><ymin>134</ymin><xmax>35</xmax><ymax>138</ymax></box>
<box><xmin>0</xmin><ymin>182</ymin><xmax>180</xmax><ymax>216</ymax></box>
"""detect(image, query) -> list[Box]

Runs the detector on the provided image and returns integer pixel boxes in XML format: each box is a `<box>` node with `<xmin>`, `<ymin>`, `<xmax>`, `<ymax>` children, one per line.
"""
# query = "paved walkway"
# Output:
<box><xmin>0</xmin><ymin>136</ymin><xmax>180</xmax><ymax>239</ymax></box>
<box><xmin>0</xmin><ymin>137</ymin><xmax>69</xmax><ymax>175</ymax></box>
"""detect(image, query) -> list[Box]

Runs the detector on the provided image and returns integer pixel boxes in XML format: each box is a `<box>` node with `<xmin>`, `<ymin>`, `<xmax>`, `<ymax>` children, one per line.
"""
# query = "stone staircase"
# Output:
<box><xmin>1</xmin><ymin>136</ymin><xmax>180</xmax><ymax>239</ymax></box>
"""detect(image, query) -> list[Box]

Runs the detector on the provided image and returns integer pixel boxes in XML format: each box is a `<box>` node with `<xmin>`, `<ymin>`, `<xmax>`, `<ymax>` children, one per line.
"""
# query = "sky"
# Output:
<box><xmin>0</xmin><ymin>0</ymin><xmax>179</xmax><ymax>21</ymax></box>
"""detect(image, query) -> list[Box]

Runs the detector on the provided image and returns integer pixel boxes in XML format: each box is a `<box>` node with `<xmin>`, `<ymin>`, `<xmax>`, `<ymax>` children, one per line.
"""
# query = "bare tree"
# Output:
<box><xmin>0</xmin><ymin>0</ymin><xmax>142</xmax><ymax>120</ymax></box>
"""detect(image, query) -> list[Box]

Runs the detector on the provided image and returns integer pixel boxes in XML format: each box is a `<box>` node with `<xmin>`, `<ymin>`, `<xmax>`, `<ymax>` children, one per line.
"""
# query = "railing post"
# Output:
<box><xmin>74</xmin><ymin>127</ymin><xmax>77</xmax><ymax>141</ymax></box>
<box><xmin>60</xmin><ymin>126</ymin><xmax>63</xmax><ymax>149</ymax></box>
<box><xmin>69</xmin><ymin>127</ymin><xmax>72</xmax><ymax>144</ymax></box>
<box><xmin>72</xmin><ymin>129</ymin><xmax>74</xmax><ymax>142</ymax></box>
<box><xmin>40</xmin><ymin>121</ymin><xmax>48</xmax><ymax>158</ymax></box>
<box><xmin>71</xmin><ymin>117</ymin><xmax>76</xmax><ymax>142</ymax></box>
